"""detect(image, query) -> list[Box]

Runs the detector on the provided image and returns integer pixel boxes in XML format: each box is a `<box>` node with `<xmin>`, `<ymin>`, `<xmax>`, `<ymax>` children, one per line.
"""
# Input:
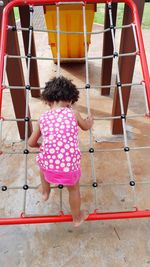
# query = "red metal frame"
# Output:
<box><xmin>1</xmin><ymin>209</ymin><xmax>150</xmax><ymax>225</ymax></box>
<box><xmin>0</xmin><ymin>0</ymin><xmax>150</xmax><ymax>225</ymax></box>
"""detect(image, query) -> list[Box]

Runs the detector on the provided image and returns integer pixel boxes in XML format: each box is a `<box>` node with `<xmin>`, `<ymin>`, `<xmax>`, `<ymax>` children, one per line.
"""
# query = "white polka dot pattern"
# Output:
<box><xmin>36</xmin><ymin>107</ymin><xmax>81</xmax><ymax>173</ymax></box>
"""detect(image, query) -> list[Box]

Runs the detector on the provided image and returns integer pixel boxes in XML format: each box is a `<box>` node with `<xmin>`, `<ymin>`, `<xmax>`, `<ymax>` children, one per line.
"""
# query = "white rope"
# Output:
<box><xmin>7</xmin><ymin>51</ymin><xmax>137</xmax><ymax>61</ymax></box>
<box><xmin>8</xmin><ymin>21</ymin><xmax>133</xmax><ymax>34</ymax></box>
<box><xmin>56</xmin><ymin>4</ymin><xmax>61</xmax><ymax>77</ymax></box>
<box><xmin>4</xmin><ymin>82</ymin><xmax>143</xmax><ymax>90</ymax></box>
<box><xmin>22</xmin><ymin>5</ymin><xmax>34</xmax><ymax>213</ymax></box>
<box><xmin>2</xmin><ymin>55</ymin><xmax>7</xmax><ymax>87</ymax></box>
<box><xmin>0</xmin><ymin>1</ymin><xmax>4</xmax><ymax>6</ymax></box>
<box><xmin>2</xmin><ymin>112</ymin><xmax>148</xmax><ymax>122</ymax></box>
<box><xmin>82</xmin><ymin>4</ymin><xmax>98</xmax><ymax>208</ymax></box>
<box><xmin>131</xmin><ymin>23</ymin><xmax>139</xmax><ymax>53</ymax></box>
<box><xmin>108</xmin><ymin>2</ymin><xmax>137</xmax><ymax>207</ymax></box>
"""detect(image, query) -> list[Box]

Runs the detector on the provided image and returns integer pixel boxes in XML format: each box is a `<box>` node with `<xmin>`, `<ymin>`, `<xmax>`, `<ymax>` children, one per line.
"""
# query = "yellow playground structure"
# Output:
<box><xmin>44</xmin><ymin>4</ymin><xmax>96</xmax><ymax>61</ymax></box>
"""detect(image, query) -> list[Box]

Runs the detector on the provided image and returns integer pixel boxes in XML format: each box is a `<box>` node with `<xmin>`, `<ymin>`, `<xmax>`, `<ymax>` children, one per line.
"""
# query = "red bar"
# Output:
<box><xmin>1</xmin><ymin>210</ymin><xmax>150</xmax><ymax>225</ymax></box>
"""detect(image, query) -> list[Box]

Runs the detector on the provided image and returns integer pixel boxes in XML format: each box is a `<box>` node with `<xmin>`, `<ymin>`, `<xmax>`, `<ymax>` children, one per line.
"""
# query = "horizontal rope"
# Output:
<box><xmin>3</xmin><ymin>82</ymin><xmax>143</xmax><ymax>91</ymax></box>
<box><xmin>1</xmin><ymin>179</ymin><xmax>150</xmax><ymax>192</ymax></box>
<box><xmin>7</xmin><ymin>51</ymin><xmax>138</xmax><ymax>61</ymax></box>
<box><xmin>1</xmin><ymin>145</ymin><xmax>150</xmax><ymax>155</ymax></box>
<box><xmin>1</xmin><ymin>112</ymin><xmax>148</xmax><ymax>122</ymax></box>
<box><xmin>8</xmin><ymin>23</ymin><xmax>133</xmax><ymax>35</ymax></box>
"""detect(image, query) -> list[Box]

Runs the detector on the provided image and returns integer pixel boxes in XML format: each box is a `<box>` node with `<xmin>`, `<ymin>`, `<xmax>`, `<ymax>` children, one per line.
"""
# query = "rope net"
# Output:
<box><xmin>0</xmin><ymin>0</ymin><xmax>150</xmax><ymax>225</ymax></box>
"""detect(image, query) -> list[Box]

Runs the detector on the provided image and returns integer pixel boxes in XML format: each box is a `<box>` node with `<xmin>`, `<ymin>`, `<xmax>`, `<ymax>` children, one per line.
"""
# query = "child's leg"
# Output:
<box><xmin>39</xmin><ymin>170</ymin><xmax>50</xmax><ymax>201</ymax></box>
<box><xmin>67</xmin><ymin>182</ymin><xmax>88</xmax><ymax>227</ymax></box>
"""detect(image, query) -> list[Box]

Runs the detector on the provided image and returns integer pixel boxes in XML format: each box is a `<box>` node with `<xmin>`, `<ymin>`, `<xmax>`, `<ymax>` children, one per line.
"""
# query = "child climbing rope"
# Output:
<box><xmin>28</xmin><ymin>76</ymin><xmax>93</xmax><ymax>227</ymax></box>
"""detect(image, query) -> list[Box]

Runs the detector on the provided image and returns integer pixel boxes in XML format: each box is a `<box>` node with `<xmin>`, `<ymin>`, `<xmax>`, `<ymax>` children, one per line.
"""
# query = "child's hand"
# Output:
<box><xmin>85</xmin><ymin>113</ymin><xmax>93</xmax><ymax>128</ymax></box>
<box><xmin>35</xmin><ymin>142</ymin><xmax>41</xmax><ymax>148</ymax></box>
<box><xmin>76</xmin><ymin>111</ymin><xmax>93</xmax><ymax>131</ymax></box>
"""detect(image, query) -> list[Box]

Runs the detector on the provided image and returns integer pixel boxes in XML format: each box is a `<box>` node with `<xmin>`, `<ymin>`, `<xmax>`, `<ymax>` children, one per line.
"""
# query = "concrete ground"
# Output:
<box><xmin>1</xmin><ymin>7</ymin><xmax>150</xmax><ymax>267</ymax></box>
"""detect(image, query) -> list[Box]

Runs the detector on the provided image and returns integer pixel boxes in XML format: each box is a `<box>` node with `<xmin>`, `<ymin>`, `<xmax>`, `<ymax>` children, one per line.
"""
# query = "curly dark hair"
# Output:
<box><xmin>41</xmin><ymin>76</ymin><xmax>79</xmax><ymax>104</ymax></box>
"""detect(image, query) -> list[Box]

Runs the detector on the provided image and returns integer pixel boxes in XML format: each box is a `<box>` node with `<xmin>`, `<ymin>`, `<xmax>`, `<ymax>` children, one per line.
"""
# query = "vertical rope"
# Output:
<box><xmin>59</xmin><ymin>189</ymin><xmax>63</xmax><ymax>211</ymax></box>
<box><xmin>2</xmin><ymin>55</ymin><xmax>7</xmax><ymax>87</ymax></box>
<box><xmin>23</xmin><ymin>5</ymin><xmax>34</xmax><ymax>213</ymax></box>
<box><xmin>132</xmin><ymin>23</ymin><xmax>139</xmax><ymax>53</ymax></box>
<box><xmin>108</xmin><ymin>2</ymin><xmax>137</xmax><ymax>207</ymax></box>
<box><xmin>56</xmin><ymin>3</ymin><xmax>63</xmax><ymax>212</ymax></box>
<box><xmin>56</xmin><ymin>4</ymin><xmax>61</xmax><ymax>77</ymax></box>
<box><xmin>82</xmin><ymin>4</ymin><xmax>98</xmax><ymax>209</ymax></box>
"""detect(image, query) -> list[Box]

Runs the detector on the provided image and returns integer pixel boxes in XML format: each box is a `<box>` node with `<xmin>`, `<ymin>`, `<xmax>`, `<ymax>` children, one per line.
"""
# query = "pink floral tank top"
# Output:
<box><xmin>36</xmin><ymin>107</ymin><xmax>81</xmax><ymax>175</ymax></box>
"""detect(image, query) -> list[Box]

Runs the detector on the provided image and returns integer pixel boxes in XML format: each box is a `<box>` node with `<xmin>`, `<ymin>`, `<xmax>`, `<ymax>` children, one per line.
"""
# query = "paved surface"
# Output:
<box><xmin>1</xmin><ymin>7</ymin><xmax>150</xmax><ymax>267</ymax></box>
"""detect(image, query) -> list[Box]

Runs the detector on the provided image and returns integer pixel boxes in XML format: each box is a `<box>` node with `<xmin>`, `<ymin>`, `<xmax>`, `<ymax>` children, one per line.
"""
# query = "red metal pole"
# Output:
<box><xmin>0</xmin><ymin>6</ymin><xmax>8</xmax><ymax>117</ymax></box>
<box><xmin>132</xmin><ymin>9</ymin><xmax>150</xmax><ymax>113</ymax></box>
<box><xmin>1</xmin><ymin>210</ymin><xmax>150</xmax><ymax>225</ymax></box>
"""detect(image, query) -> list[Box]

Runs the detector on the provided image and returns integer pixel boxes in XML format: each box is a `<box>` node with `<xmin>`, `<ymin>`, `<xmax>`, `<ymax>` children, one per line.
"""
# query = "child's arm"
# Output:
<box><xmin>28</xmin><ymin>122</ymin><xmax>41</xmax><ymax>148</ymax></box>
<box><xmin>75</xmin><ymin>111</ymin><xmax>93</xmax><ymax>131</ymax></box>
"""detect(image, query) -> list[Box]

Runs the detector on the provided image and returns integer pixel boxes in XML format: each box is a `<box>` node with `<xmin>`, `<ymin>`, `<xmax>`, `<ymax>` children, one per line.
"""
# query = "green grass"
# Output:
<box><xmin>13</xmin><ymin>7</ymin><xmax>20</xmax><ymax>20</ymax></box>
<box><xmin>13</xmin><ymin>3</ymin><xmax>150</xmax><ymax>29</ymax></box>
<box><xmin>94</xmin><ymin>3</ymin><xmax>150</xmax><ymax>29</ymax></box>
<box><xmin>142</xmin><ymin>3</ymin><xmax>150</xmax><ymax>28</ymax></box>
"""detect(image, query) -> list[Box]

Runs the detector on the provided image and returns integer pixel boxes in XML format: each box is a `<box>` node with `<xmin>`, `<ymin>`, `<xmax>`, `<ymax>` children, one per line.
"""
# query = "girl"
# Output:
<box><xmin>28</xmin><ymin>76</ymin><xmax>93</xmax><ymax>227</ymax></box>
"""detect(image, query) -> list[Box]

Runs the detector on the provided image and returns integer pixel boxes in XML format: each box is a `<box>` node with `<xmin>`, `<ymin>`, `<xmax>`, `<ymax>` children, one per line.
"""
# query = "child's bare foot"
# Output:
<box><xmin>37</xmin><ymin>184</ymin><xmax>51</xmax><ymax>201</ymax></box>
<box><xmin>73</xmin><ymin>210</ymin><xmax>89</xmax><ymax>227</ymax></box>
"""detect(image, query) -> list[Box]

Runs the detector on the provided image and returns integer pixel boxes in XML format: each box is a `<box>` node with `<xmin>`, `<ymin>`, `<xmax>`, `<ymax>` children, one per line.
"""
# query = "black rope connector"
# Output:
<box><xmin>113</xmin><ymin>52</ymin><xmax>118</xmax><ymax>58</ymax></box>
<box><xmin>107</xmin><ymin>3</ymin><xmax>112</xmax><ymax>10</ymax></box>
<box><xmin>24</xmin><ymin>117</ymin><xmax>30</xmax><ymax>122</ymax></box>
<box><xmin>11</xmin><ymin>25</ymin><xmax>16</xmax><ymax>31</ymax></box>
<box><xmin>29</xmin><ymin>26</ymin><xmax>33</xmax><ymax>31</ymax></box>
<box><xmin>92</xmin><ymin>182</ymin><xmax>98</xmax><ymax>188</ymax></box>
<box><xmin>0</xmin><ymin>1</ymin><xmax>4</xmax><ymax>7</ymax></box>
<box><xmin>23</xmin><ymin>184</ymin><xmax>29</xmax><ymax>190</ymax></box>
<box><xmin>1</xmin><ymin>185</ymin><xmax>7</xmax><ymax>191</ymax></box>
<box><xmin>25</xmin><ymin>85</ymin><xmax>30</xmax><ymax>90</ymax></box>
<box><xmin>117</xmin><ymin>82</ymin><xmax>122</xmax><ymax>87</ymax></box>
<box><xmin>27</xmin><ymin>53</ymin><xmax>32</xmax><ymax>58</ymax></box>
<box><xmin>58</xmin><ymin>184</ymin><xmax>64</xmax><ymax>189</ymax></box>
<box><xmin>23</xmin><ymin>149</ymin><xmax>29</xmax><ymax>154</ymax></box>
<box><xmin>85</xmin><ymin>84</ymin><xmax>90</xmax><ymax>89</ymax></box>
<box><xmin>29</xmin><ymin>6</ymin><xmax>34</xmax><ymax>12</ymax></box>
<box><xmin>124</xmin><ymin>147</ymin><xmax>130</xmax><ymax>152</ymax></box>
<box><xmin>130</xmin><ymin>181</ymin><xmax>135</xmax><ymax>186</ymax></box>
<box><xmin>121</xmin><ymin>114</ymin><xmax>126</xmax><ymax>119</ymax></box>
<box><xmin>110</xmin><ymin>25</ymin><xmax>114</xmax><ymax>30</ymax></box>
<box><xmin>89</xmin><ymin>148</ymin><xmax>94</xmax><ymax>153</ymax></box>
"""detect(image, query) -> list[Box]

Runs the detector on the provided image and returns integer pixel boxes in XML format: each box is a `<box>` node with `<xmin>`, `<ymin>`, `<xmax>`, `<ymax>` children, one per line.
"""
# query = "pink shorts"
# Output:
<box><xmin>40</xmin><ymin>168</ymin><xmax>81</xmax><ymax>186</ymax></box>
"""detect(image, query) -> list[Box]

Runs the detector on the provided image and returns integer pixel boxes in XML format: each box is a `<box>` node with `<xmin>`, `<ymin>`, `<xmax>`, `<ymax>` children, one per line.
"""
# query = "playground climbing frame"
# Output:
<box><xmin>0</xmin><ymin>0</ymin><xmax>150</xmax><ymax>225</ymax></box>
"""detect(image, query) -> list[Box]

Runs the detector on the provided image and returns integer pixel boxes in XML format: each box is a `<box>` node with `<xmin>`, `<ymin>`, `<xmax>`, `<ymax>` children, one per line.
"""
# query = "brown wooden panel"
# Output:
<box><xmin>0</xmin><ymin>2</ymin><xmax>32</xmax><ymax>139</ymax></box>
<box><xmin>112</xmin><ymin>0</ymin><xmax>145</xmax><ymax>134</ymax></box>
<box><xmin>19</xmin><ymin>6</ymin><xmax>40</xmax><ymax>98</ymax></box>
<box><xmin>101</xmin><ymin>3</ymin><xmax>117</xmax><ymax>96</ymax></box>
